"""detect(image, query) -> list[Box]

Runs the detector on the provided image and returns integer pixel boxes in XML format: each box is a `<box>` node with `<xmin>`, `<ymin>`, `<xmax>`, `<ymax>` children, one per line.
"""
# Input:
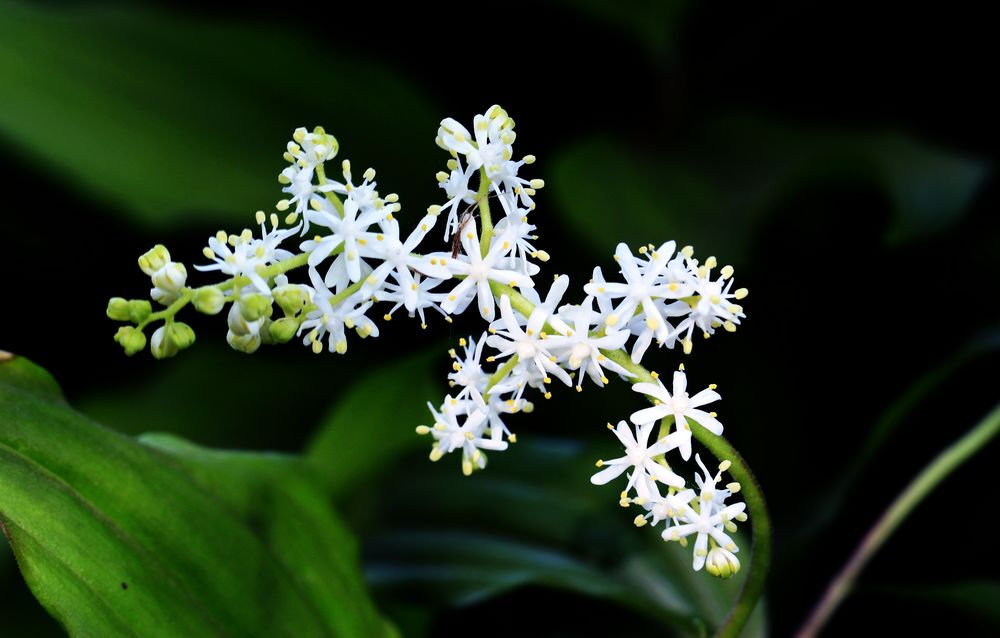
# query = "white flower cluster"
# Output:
<box><xmin>108</xmin><ymin>106</ymin><xmax>750</xmax><ymax>576</ymax></box>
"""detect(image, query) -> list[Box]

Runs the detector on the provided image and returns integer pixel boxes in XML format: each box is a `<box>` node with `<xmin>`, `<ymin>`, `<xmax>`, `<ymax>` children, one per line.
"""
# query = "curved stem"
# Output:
<box><xmin>477</xmin><ymin>168</ymin><xmax>494</xmax><ymax>258</ymax></box>
<box><xmin>796</xmin><ymin>400</ymin><xmax>1000</xmax><ymax>637</ymax></box>
<box><xmin>492</xmin><ymin>281</ymin><xmax>771</xmax><ymax>637</ymax></box>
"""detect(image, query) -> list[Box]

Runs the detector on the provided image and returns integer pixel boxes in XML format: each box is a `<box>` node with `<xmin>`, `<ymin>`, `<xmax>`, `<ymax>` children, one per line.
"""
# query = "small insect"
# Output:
<box><xmin>450</xmin><ymin>202</ymin><xmax>479</xmax><ymax>258</ymax></box>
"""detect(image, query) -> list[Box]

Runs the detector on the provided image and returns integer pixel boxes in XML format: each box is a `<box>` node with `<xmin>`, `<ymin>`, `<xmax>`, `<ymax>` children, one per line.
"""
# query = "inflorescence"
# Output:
<box><xmin>107</xmin><ymin>105</ymin><xmax>750</xmax><ymax>577</ymax></box>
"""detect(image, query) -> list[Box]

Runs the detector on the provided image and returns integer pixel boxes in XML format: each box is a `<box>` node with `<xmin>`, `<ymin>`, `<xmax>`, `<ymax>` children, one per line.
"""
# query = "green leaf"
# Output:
<box><xmin>0</xmin><ymin>1</ymin><xmax>439</xmax><ymax>229</ymax></box>
<box><xmin>306</xmin><ymin>348</ymin><xmax>443</xmax><ymax>496</ymax></box>
<box><xmin>0</xmin><ymin>354</ymin><xmax>392</xmax><ymax>637</ymax></box>
<box><xmin>550</xmin><ymin>117</ymin><xmax>987</xmax><ymax>263</ymax></box>
<box><xmin>360</xmin><ymin>437</ymin><xmax>766</xmax><ymax>637</ymax></box>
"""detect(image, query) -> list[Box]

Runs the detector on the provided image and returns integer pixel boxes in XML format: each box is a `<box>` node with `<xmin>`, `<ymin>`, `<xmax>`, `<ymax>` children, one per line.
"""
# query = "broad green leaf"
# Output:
<box><xmin>555</xmin><ymin>0</ymin><xmax>691</xmax><ymax>61</ymax></box>
<box><xmin>0</xmin><ymin>354</ymin><xmax>391</xmax><ymax>637</ymax></box>
<box><xmin>359</xmin><ymin>437</ymin><xmax>766</xmax><ymax>637</ymax></box>
<box><xmin>550</xmin><ymin>117</ymin><xmax>987</xmax><ymax>263</ymax></box>
<box><xmin>0</xmin><ymin>1</ymin><xmax>439</xmax><ymax>229</ymax></box>
<box><xmin>306</xmin><ymin>348</ymin><xmax>443</xmax><ymax>496</ymax></box>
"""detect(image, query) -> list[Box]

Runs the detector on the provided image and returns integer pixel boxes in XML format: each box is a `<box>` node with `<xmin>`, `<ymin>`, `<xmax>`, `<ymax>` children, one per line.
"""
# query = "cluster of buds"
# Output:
<box><xmin>106</xmin><ymin>106</ymin><xmax>749</xmax><ymax>577</ymax></box>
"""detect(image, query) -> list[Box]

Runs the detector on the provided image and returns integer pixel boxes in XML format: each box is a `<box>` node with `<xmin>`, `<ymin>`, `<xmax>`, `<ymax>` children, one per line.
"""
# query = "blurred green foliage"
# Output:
<box><xmin>0</xmin><ymin>1</ymin><xmax>439</xmax><ymax>229</ymax></box>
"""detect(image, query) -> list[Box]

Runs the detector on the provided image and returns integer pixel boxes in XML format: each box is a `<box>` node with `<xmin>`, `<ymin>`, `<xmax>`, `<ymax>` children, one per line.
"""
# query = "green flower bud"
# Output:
<box><xmin>166</xmin><ymin>322</ymin><xmax>196</xmax><ymax>350</ymax></box>
<box><xmin>272</xmin><ymin>284</ymin><xmax>306</xmax><ymax>316</ymax></box>
<box><xmin>239</xmin><ymin>293</ymin><xmax>272</xmax><ymax>322</ymax></box>
<box><xmin>107</xmin><ymin>297</ymin><xmax>131</xmax><ymax>321</ymax></box>
<box><xmin>705</xmin><ymin>547</ymin><xmax>740</xmax><ymax>580</ymax></box>
<box><xmin>268</xmin><ymin>317</ymin><xmax>299</xmax><ymax>343</ymax></box>
<box><xmin>113</xmin><ymin>326</ymin><xmax>147</xmax><ymax>356</ymax></box>
<box><xmin>227</xmin><ymin>330</ymin><xmax>261</xmax><ymax>354</ymax></box>
<box><xmin>127</xmin><ymin>299</ymin><xmax>152</xmax><ymax>323</ymax></box>
<box><xmin>150</xmin><ymin>326</ymin><xmax>179</xmax><ymax>359</ymax></box>
<box><xmin>193</xmin><ymin>287</ymin><xmax>225</xmax><ymax>315</ymax></box>
<box><xmin>138</xmin><ymin>244</ymin><xmax>171</xmax><ymax>276</ymax></box>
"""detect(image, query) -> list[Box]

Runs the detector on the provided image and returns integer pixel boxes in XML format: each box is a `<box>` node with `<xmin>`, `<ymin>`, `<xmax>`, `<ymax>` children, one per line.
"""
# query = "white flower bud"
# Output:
<box><xmin>150</xmin><ymin>326</ymin><xmax>179</xmax><ymax>360</ymax></box>
<box><xmin>226</xmin><ymin>330</ymin><xmax>261</xmax><ymax>354</ymax></box>
<box><xmin>151</xmin><ymin>262</ymin><xmax>187</xmax><ymax>294</ymax></box>
<box><xmin>705</xmin><ymin>547</ymin><xmax>740</xmax><ymax>579</ymax></box>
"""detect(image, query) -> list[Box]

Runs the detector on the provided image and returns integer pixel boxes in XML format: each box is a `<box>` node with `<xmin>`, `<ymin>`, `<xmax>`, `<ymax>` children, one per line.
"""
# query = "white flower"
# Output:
<box><xmin>630</xmin><ymin>369</ymin><xmax>723</xmax><ymax>461</ymax></box>
<box><xmin>358</xmin><ymin>213</ymin><xmax>451</xmax><ymax>303</ymax></box>
<box><xmin>590</xmin><ymin>420</ymin><xmax>686</xmax><ymax>498</ymax></box>
<box><xmin>285</xmin><ymin>126</ymin><xmax>338</xmax><ymax>167</ymax></box>
<box><xmin>301</xmin><ymin>196</ymin><xmax>390</xmax><ymax>285</ymax></box>
<box><xmin>447</xmin><ymin>334</ymin><xmax>490</xmax><ymax>406</ymax></box>
<box><xmin>435</xmin><ymin>219</ymin><xmax>534</xmax><ymax>320</ymax></box>
<box><xmin>374</xmin><ymin>274</ymin><xmax>447</xmax><ymax>329</ymax></box>
<box><xmin>436</xmin><ymin>156</ymin><xmax>477</xmax><ymax>240</ymax></box>
<box><xmin>150</xmin><ymin>262</ymin><xmax>187</xmax><ymax>305</ymax></box>
<box><xmin>418</xmin><ymin>398</ymin><xmax>507</xmax><ymax>475</ymax></box>
<box><xmin>662</xmin><ymin>454</ymin><xmax>746</xmax><ymax>572</ymax></box>
<box><xmin>633</xmin><ymin>478</ymin><xmax>696</xmax><ymax>530</ymax></box>
<box><xmin>547</xmin><ymin>296</ymin><xmax>634</xmax><ymax>390</ymax></box>
<box><xmin>436</xmin><ymin>106</ymin><xmax>515</xmax><ymax>177</ymax></box>
<box><xmin>487</xmin><ymin>294</ymin><xmax>572</xmax><ymax>389</ymax></box>
<box><xmin>279</xmin><ymin>163</ymin><xmax>335</xmax><ymax>219</ymax></box>
<box><xmin>671</xmin><ymin>257</ymin><xmax>748</xmax><ymax>352</ymax></box>
<box><xmin>197</xmin><ymin>231</ymin><xmax>268</xmax><ymax>293</ymax></box>
<box><xmin>490</xmin><ymin>156</ymin><xmax>542</xmax><ymax>215</ymax></box>
<box><xmin>584</xmin><ymin>242</ymin><xmax>682</xmax><ymax>346</ymax></box>
<box><xmin>297</xmin><ymin>269</ymin><xmax>378</xmax><ymax>354</ymax></box>
<box><xmin>492</xmin><ymin>212</ymin><xmax>542</xmax><ymax>275</ymax></box>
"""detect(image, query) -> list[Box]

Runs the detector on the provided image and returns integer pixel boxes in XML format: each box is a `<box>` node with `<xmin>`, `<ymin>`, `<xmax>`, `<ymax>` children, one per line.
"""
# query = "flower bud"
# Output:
<box><xmin>193</xmin><ymin>287</ymin><xmax>226</xmax><ymax>315</ymax></box>
<box><xmin>107</xmin><ymin>297</ymin><xmax>131</xmax><ymax>321</ymax></box>
<box><xmin>127</xmin><ymin>299</ymin><xmax>152</xmax><ymax>323</ymax></box>
<box><xmin>227</xmin><ymin>304</ymin><xmax>260</xmax><ymax>336</ymax></box>
<box><xmin>166</xmin><ymin>322</ymin><xmax>196</xmax><ymax>350</ymax></box>
<box><xmin>113</xmin><ymin>326</ymin><xmax>146</xmax><ymax>356</ymax></box>
<box><xmin>227</xmin><ymin>330</ymin><xmax>261</xmax><ymax>354</ymax></box>
<box><xmin>705</xmin><ymin>547</ymin><xmax>740</xmax><ymax>579</ymax></box>
<box><xmin>138</xmin><ymin>245</ymin><xmax>171</xmax><ymax>276</ymax></box>
<box><xmin>150</xmin><ymin>325</ymin><xmax>179</xmax><ymax>359</ymax></box>
<box><xmin>272</xmin><ymin>284</ymin><xmax>306</xmax><ymax>316</ymax></box>
<box><xmin>268</xmin><ymin>317</ymin><xmax>299</xmax><ymax>343</ymax></box>
<box><xmin>151</xmin><ymin>262</ymin><xmax>187</xmax><ymax>293</ymax></box>
<box><xmin>239</xmin><ymin>293</ymin><xmax>272</xmax><ymax>322</ymax></box>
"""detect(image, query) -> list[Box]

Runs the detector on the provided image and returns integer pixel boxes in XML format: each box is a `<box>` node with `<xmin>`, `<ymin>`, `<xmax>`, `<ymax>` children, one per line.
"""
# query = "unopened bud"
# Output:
<box><xmin>268</xmin><ymin>317</ymin><xmax>299</xmax><ymax>343</ymax></box>
<box><xmin>113</xmin><ymin>326</ymin><xmax>146</xmax><ymax>356</ymax></box>
<box><xmin>226</xmin><ymin>330</ymin><xmax>261</xmax><ymax>354</ymax></box>
<box><xmin>705</xmin><ymin>547</ymin><xmax>740</xmax><ymax>579</ymax></box>
<box><xmin>166</xmin><ymin>322</ymin><xmax>196</xmax><ymax>350</ymax></box>
<box><xmin>151</xmin><ymin>262</ymin><xmax>187</xmax><ymax>293</ymax></box>
<box><xmin>150</xmin><ymin>326</ymin><xmax>179</xmax><ymax>359</ymax></box>
<box><xmin>138</xmin><ymin>245</ymin><xmax>171</xmax><ymax>276</ymax></box>
<box><xmin>239</xmin><ymin>293</ymin><xmax>271</xmax><ymax>322</ymax></box>
<box><xmin>127</xmin><ymin>299</ymin><xmax>152</xmax><ymax>323</ymax></box>
<box><xmin>106</xmin><ymin>297</ymin><xmax>131</xmax><ymax>321</ymax></box>
<box><xmin>272</xmin><ymin>284</ymin><xmax>306</xmax><ymax>315</ymax></box>
<box><xmin>193</xmin><ymin>287</ymin><xmax>225</xmax><ymax>315</ymax></box>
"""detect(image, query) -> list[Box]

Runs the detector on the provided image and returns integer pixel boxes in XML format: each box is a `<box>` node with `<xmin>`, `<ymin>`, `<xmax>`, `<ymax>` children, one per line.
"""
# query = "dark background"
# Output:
<box><xmin>2</xmin><ymin>1</ymin><xmax>998</xmax><ymax>635</ymax></box>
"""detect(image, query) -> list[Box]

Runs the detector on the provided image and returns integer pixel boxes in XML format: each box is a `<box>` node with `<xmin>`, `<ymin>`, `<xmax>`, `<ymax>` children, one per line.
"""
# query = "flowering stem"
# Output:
<box><xmin>483</xmin><ymin>355</ymin><xmax>520</xmax><ymax>402</ymax></box>
<box><xmin>490</xmin><ymin>281</ymin><xmax>771</xmax><ymax>637</ymax></box>
<box><xmin>136</xmin><ymin>289</ymin><xmax>193</xmax><ymax>330</ymax></box>
<box><xmin>477</xmin><ymin>168</ymin><xmax>494</xmax><ymax>258</ymax></box>
<box><xmin>796</xmin><ymin>400</ymin><xmax>1000</xmax><ymax>637</ymax></box>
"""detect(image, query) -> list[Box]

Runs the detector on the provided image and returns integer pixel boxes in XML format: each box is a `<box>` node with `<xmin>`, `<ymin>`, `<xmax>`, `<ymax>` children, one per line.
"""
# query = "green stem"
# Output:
<box><xmin>137</xmin><ymin>289</ymin><xmax>193</xmax><ymax>330</ymax></box>
<box><xmin>796</xmin><ymin>400</ymin><xmax>1000</xmax><ymax>637</ymax></box>
<box><xmin>482</xmin><ymin>355</ymin><xmax>520</xmax><ymax>403</ymax></box>
<box><xmin>490</xmin><ymin>281</ymin><xmax>770</xmax><ymax>638</ymax></box>
<box><xmin>477</xmin><ymin>168</ymin><xmax>494</xmax><ymax>258</ymax></box>
<box><xmin>315</xmin><ymin>164</ymin><xmax>344</xmax><ymax>216</ymax></box>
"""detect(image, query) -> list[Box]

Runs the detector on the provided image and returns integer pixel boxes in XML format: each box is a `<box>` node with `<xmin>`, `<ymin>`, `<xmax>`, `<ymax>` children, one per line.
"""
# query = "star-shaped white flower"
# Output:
<box><xmin>374</xmin><ymin>274</ymin><xmax>447</xmax><ymax>329</ymax></box>
<box><xmin>591</xmin><ymin>420</ymin><xmax>686</xmax><ymax>498</ymax></box>
<box><xmin>662</xmin><ymin>454</ymin><xmax>746</xmax><ymax>572</ymax></box>
<box><xmin>546</xmin><ymin>296</ymin><xmax>634</xmax><ymax>390</ymax></box>
<box><xmin>297</xmin><ymin>269</ymin><xmax>378</xmax><ymax>354</ymax></box>
<box><xmin>418</xmin><ymin>398</ymin><xmax>507</xmax><ymax>475</ymax></box>
<box><xmin>357</xmin><ymin>213</ymin><xmax>451</xmax><ymax>306</ymax></box>
<box><xmin>434</xmin><ymin>219</ymin><xmax>534</xmax><ymax>320</ymax></box>
<box><xmin>487</xmin><ymin>294</ymin><xmax>572</xmax><ymax>388</ymax></box>
<box><xmin>300</xmin><ymin>196</ymin><xmax>390</xmax><ymax>285</ymax></box>
<box><xmin>630</xmin><ymin>370</ymin><xmax>723</xmax><ymax>461</ymax></box>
